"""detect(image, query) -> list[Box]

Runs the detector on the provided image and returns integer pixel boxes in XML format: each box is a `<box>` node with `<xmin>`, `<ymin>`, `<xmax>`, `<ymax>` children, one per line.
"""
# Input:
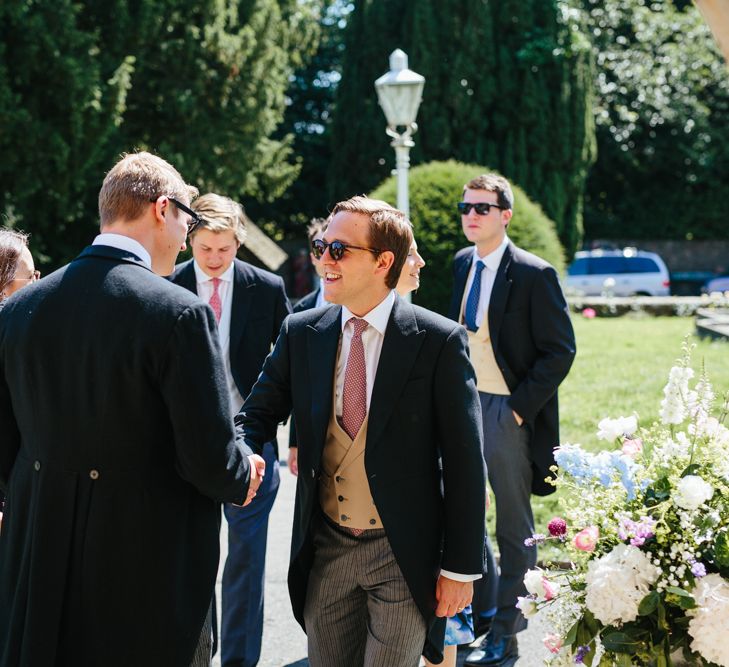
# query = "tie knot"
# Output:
<box><xmin>474</xmin><ymin>261</ymin><xmax>486</xmax><ymax>276</ymax></box>
<box><xmin>211</xmin><ymin>277</ymin><xmax>221</xmax><ymax>288</ymax></box>
<box><xmin>349</xmin><ymin>317</ymin><xmax>368</xmax><ymax>338</ymax></box>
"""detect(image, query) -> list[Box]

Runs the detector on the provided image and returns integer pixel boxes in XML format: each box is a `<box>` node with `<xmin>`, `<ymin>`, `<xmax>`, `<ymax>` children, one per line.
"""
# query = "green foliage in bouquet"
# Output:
<box><xmin>521</xmin><ymin>341</ymin><xmax>729</xmax><ymax>666</ymax></box>
<box><xmin>369</xmin><ymin>160</ymin><xmax>565</xmax><ymax>316</ymax></box>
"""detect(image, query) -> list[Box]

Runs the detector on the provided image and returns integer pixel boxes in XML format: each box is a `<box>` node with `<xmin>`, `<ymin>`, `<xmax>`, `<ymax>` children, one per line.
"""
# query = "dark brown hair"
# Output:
<box><xmin>307</xmin><ymin>218</ymin><xmax>327</xmax><ymax>245</ymax></box>
<box><xmin>0</xmin><ymin>228</ymin><xmax>29</xmax><ymax>298</ymax></box>
<box><xmin>463</xmin><ymin>173</ymin><xmax>514</xmax><ymax>211</ymax></box>
<box><xmin>328</xmin><ymin>196</ymin><xmax>413</xmax><ymax>289</ymax></box>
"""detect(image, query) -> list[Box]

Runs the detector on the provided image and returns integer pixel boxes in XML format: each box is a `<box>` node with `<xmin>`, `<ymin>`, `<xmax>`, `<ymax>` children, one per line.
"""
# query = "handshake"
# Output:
<box><xmin>243</xmin><ymin>454</ymin><xmax>267</xmax><ymax>506</ymax></box>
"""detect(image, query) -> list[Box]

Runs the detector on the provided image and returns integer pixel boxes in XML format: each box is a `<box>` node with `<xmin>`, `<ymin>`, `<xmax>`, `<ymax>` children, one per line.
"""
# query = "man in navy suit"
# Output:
<box><xmin>170</xmin><ymin>193</ymin><xmax>291</xmax><ymax>667</ymax></box>
<box><xmin>447</xmin><ymin>174</ymin><xmax>576</xmax><ymax>666</ymax></box>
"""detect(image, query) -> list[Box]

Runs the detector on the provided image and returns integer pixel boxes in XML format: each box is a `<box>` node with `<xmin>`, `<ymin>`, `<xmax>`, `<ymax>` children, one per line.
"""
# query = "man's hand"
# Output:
<box><xmin>243</xmin><ymin>454</ymin><xmax>266</xmax><ymax>506</ymax></box>
<box><xmin>288</xmin><ymin>447</ymin><xmax>299</xmax><ymax>476</ymax></box>
<box><xmin>434</xmin><ymin>575</ymin><xmax>473</xmax><ymax>618</ymax></box>
<box><xmin>512</xmin><ymin>410</ymin><xmax>524</xmax><ymax>426</ymax></box>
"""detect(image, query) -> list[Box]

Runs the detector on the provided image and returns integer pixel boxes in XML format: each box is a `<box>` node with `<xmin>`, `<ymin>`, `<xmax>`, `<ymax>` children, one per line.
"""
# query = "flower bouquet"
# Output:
<box><xmin>521</xmin><ymin>343</ymin><xmax>729</xmax><ymax>666</ymax></box>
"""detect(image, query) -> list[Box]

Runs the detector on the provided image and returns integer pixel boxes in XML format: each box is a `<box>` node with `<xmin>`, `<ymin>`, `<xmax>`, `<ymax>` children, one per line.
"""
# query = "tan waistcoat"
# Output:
<box><xmin>460</xmin><ymin>287</ymin><xmax>510</xmax><ymax>396</ymax></box>
<box><xmin>319</xmin><ymin>403</ymin><xmax>383</xmax><ymax>530</ymax></box>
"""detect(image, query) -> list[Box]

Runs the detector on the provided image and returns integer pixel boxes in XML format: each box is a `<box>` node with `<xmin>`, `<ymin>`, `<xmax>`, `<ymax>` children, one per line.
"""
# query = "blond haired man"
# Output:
<box><xmin>0</xmin><ymin>153</ymin><xmax>262</xmax><ymax>667</ymax></box>
<box><xmin>170</xmin><ymin>193</ymin><xmax>291</xmax><ymax>667</ymax></box>
<box><xmin>236</xmin><ymin>196</ymin><xmax>486</xmax><ymax>666</ymax></box>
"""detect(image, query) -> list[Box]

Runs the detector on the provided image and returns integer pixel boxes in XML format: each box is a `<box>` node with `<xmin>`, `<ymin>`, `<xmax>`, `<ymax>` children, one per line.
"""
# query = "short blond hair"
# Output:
<box><xmin>190</xmin><ymin>193</ymin><xmax>247</xmax><ymax>245</ymax></box>
<box><xmin>98</xmin><ymin>152</ymin><xmax>198</xmax><ymax>228</ymax></box>
<box><xmin>328</xmin><ymin>196</ymin><xmax>413</xmax><ymax>289</ymax></box>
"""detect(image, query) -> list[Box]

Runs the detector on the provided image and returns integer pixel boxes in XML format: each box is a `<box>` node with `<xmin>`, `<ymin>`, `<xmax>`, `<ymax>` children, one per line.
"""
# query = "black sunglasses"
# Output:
<box><xmin>311</xmin><ymin>239</ymin><xmax>383</xmax><ymax>261</ymax></box>
<box><xmin>150</xmin><ymin>196</ymin><xmax>203</xmax><ymax>235</ymax></box>
<box><xmin>457</xmin><ymin>202</ymin><xmax>505</xmax><ymax>216</ymax></box>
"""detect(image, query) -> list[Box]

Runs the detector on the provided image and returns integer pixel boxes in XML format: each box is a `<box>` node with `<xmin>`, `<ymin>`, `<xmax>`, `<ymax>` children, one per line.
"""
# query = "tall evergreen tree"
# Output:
<box><xmin>0</xmin><ymin>0</ymin><xmax>320</xmax><ymax>269</ymax></box>
<box><xmin>327</xmin><ymin>0</ymin><xmax>596</xmax><ymax>254</ymax></box>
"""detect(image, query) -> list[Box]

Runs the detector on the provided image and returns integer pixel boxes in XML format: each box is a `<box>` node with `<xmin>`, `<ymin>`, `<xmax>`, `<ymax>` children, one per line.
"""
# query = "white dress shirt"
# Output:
<box><xmin>92</xmin><ymin>233</ymin><xmax>152</xmax><ymax>270</ymax></box>
<box><xmin>314</xmin><ymin>278</ymin><xmax>327</xmax><ymax>308</ymax></box>
<box><xmin>194</xmin><ymin>261</ymin><xmax>245</xmax><ymax>413</ymax></box>
<box><xmin>335</xmin><ymin>290</ymin><xmax>479</xmax><ymax>582</ymax></box>
<box><xmin>460</xmin><ymin>235</ymin><xmax>510</xmax><ymax>327</ymax></box>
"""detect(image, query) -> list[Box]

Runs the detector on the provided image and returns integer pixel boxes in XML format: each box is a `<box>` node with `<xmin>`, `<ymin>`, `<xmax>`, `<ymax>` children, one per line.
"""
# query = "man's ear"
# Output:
<box><xmin>152</xmin><ymin>196</ymin><xmax>169</xmax><ymax>226</ymax></box>
<box><xmin>502</xmin><ymin>209</ymin><xmax>513</xmax><ymax>227</ymax></box>
<box><xmin>375</xmin><ymin>250</ymin><xmax>395</xmax><ymax>276</ymax></box>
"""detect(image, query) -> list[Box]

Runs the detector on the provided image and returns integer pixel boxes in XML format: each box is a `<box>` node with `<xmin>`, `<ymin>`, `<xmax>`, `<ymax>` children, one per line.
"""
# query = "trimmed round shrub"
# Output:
<box><xmin>370</xmin><ymin>160</ymin><xmax>566</xmax><ymax>315</ymax></box>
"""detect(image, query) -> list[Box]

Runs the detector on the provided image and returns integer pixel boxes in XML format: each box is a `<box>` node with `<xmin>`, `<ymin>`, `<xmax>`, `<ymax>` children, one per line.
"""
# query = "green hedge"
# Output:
<box><xmin>370</xmin><ymin>160</ymin><xmax>566</xmax><ymax>315</ymax></box>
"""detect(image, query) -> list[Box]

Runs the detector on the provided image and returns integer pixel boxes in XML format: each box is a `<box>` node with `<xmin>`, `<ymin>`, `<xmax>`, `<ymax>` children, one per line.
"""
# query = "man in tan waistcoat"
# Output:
<box><xmin>447</xmin><ymin>174</ymin><xmax>576</xmax><ymax>667</ymax></box>
<box><xmin>236</xmin><ymin>196</ymin><xmax>487</xmax><ymax>666</ymax></box>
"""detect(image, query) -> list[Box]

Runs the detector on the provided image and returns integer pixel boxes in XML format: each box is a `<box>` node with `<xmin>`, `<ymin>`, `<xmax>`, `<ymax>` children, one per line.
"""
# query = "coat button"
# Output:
<box><xmin>341</xmin><ymin>514</ymin><xmax>348</xmax><ymax>521</ymax></box>
<box><xmin>369</xmin><ymin>519</ymin><xmax>376</xmax><ymax>525</ymax></box>
<box><xmin>89</xmin><ymin>470</ymin><xmax>99</xmax><ymax>480</ymax></box>
<box><xmin>338</xmin><ymin>495</ymin><xmax>344</xmax><ymax>502</ymax></box>
<box><xmin>335</xmin><ymin>475</ymin><xmax>341</xmax><ymax>483</ymax></box>
<box><xmin>33</xmin><ymin>460</ymin><xmax>41</xmax><ymax>471</ymax></box>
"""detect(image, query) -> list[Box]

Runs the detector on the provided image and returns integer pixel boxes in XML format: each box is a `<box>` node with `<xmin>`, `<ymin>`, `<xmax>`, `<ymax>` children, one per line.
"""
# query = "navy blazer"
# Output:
<box><xmin>169</xmin><ymin>258</ymin><xmax>292</xmax><ymax>455</ymax></box>
<box><xmin>448</xmin><ymin>242</ymin><xmax>576</xmax><ymax>495</ymax></box>
<box><xmin>236</xmin><ymin>296</ymin><xmax>487</xmax><ymax>664</ymax></box>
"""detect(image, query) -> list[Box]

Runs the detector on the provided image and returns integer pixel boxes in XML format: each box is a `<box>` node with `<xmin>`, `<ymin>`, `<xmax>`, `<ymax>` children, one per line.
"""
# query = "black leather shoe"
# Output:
<box><xmin>464</xmin><ymin>634</ymin><xmax>518</xmax><ymax>666</ymax></box>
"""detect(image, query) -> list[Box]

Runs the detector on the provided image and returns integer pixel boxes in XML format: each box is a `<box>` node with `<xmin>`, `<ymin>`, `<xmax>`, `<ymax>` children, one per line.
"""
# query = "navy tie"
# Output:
<box><xmin>464</xmin><ymin>262</ymin><xmax>485</xmax><ymax>332</ymax></box>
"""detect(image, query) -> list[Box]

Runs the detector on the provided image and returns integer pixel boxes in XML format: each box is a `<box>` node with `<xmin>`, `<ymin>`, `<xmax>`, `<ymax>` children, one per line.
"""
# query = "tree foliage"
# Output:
<box><xmin>580</xmin><ymin>0</ymin><xmax>729</xmax><ymax>241</ymax></box>
<box><xmin>0</xmin><ymin>0</ymin><xmax>320</xmax><ymax>269</ymax></box>
<box><xmin>327</xmin><ymin>0</ymin><xmax>596</xmax><ymax>255</ymax></box>
<box><xmin>370</xmin><ymin>160</ymin><xmax>565</xmax><ymax>315</ymax></box>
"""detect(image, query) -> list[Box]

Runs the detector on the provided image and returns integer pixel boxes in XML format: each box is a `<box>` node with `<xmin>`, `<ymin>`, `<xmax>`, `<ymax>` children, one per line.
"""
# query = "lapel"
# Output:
<box><xmin>452</xmin><ymin>252</ymin><xmax>472</xmax><ymax>321</ymax></box>
<box><xmin>229</xmin><ymin>259</ymin><xmax>255</xmax><ymax>352</ymax></box>
<box><xmin>176</xmin><ymin>260</ymin><xmax>198</xmax><ymax>295</ymax></box>
<box><xmin>487</xmin><ymin>242</ymin><xmax>514</xmax><ymax>352</ymax></box>
<box><xmin>367</xmin><ymin>296</ymin><xmax>426</xmax><ymax>453</ymax></box>
<box><xmin>307</xmin><ymin>305</ymin><xmax>342</xmax><ymax>460</ymax></box>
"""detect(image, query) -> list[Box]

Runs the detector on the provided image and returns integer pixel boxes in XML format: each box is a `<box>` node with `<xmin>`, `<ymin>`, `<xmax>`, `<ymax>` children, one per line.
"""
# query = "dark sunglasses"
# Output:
<box><xmin>457</xmin><ymin>202</ymin><xmax>505</xmax><ymax>216</ymax></box>
<box><xmin>311</xmin><ymin>239</ymin><xmax>383</xmax><ymax>261</ymax></box>
<box><xmin>150</xmin><ymin>196</ymin><xmax>203</xmax><ymax>235</ymax></box>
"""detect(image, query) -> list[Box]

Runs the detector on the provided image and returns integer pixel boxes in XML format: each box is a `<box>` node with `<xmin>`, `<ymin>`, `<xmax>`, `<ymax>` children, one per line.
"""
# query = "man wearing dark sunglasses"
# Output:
<box><xmin>0</xmin><ymin>152</ymin><xmax>263</xmax><ymax>667</ymax></box>
<box><xmin>235</xmin><ymin>196</ymin><xmax>486</xmax><ymax>667</ymax></box>
<box><xmin>448</xmin><ymin>174</ymin><xmax>576</xmax><ymax>667</ymax></box>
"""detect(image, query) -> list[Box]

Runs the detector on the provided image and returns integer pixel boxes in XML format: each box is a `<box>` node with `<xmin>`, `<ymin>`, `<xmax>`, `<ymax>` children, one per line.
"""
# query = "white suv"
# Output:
<box><xmin>565</xmin><ymin>249</ymin><xmax>671</xmax><ymax>297</ymax></box>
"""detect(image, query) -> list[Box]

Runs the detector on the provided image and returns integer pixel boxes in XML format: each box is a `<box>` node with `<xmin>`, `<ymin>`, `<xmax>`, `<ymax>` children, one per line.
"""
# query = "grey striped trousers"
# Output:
<box><xmin>304</xmin><ymin>518</ymin><xmax>427</xmax><ymax>667</ymax></box>
<box><xmin>189</xmin><ymin>604</ymin><xmax>213</xmax><ymax>667</ymax></box>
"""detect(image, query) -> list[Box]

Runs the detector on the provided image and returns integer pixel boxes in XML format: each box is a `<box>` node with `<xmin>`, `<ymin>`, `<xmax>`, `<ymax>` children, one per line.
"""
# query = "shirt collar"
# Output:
<box><xmin>193</xmin><ymin>260</ymin><xmax>235</xmax><ymax>284</ymax></box>
<box><xmin>340</xmin><ymin>290</ymin><xmax>396</xmax><ymax>336</ymax></box>
<box><xmin>92</xmin><ymin>233</ymin><xmax>152</xmax><ymax>270</ymax></box>
<box><xmin>472</xmin><ymin>234</ymin><xmax>510</xmax><ymax>273</ymax></box>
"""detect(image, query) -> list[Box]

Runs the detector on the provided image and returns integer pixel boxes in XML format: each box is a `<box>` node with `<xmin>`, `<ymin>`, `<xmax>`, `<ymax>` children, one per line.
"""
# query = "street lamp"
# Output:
<box><xmin>374</xmin><ymin>49</ymin><xmax>425</xmax><ymax>219</ymax></box>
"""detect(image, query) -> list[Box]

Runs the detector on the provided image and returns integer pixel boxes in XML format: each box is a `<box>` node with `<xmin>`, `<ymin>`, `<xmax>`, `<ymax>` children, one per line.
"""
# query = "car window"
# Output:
<box><xmin>589</xmin><ymin>256</ymin><xmax>626</xmax><ymax>274</ymax></box>
<box><xmin>625</xmin><ymin>257</ymin><xmax>660</xmax><ymax>273</ymax></box>
<box><xmin>568</xmin><ymin>258</ymin><xmax>589</xmax><ymax>276</ymax></box>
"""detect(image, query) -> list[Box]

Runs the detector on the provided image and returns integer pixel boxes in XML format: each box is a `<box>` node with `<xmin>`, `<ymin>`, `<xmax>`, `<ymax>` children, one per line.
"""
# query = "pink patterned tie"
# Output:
<box><xmin>209</xmin><ymin>277</ymin><xmax>222</xmax><ymax>323</ymax></box>
<box><xmin>341</xmin><ymin>318</ymin><xmax>368</xmax><ymax>440</ymax></box>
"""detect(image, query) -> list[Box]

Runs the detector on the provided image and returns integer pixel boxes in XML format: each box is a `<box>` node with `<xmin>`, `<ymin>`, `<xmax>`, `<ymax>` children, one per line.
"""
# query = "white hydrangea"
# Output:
<box><xmin>674</xmin><ymin>475</ymin><xmax>713</xmax><ymax>511</ymax></box>
<box><xmin>688</xmin><ymin>574</ymin><xmax>729</xmax><ymax>666</ymax></box>
<box><xmin>584</xmin><ymin>544</ymin><xmax>660</xmax><ymax>626</ymax></box>
<box><xmin>659</xmin><ymin>366</ymin><xmax>694</xmax><ymax>425</ymax></box>
<box><xmin>596</xmin><ymin>415</ymin><xmax>638</xmax><ymax>441</ymax></box>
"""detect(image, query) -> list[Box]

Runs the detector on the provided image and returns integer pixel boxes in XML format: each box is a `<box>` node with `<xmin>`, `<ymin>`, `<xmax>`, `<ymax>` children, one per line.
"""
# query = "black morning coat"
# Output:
<box><xmin>448</xmin><ymin>242</ymin><xmax>576</xmax><ymax>496</ymax></box>
<box><xmin>0</xmin><ymin>245</ymin><xmax>253</xmax><ymax>667</ymax></box>
<box><xmin>236</xmin><ymin>296</ymin><xmax>488</xmax><ymax>664</ymax></box>
<box><xmin>169</xmin><ymin>258</ymin><xmax>292</xmax><ymax>457</ymax></box>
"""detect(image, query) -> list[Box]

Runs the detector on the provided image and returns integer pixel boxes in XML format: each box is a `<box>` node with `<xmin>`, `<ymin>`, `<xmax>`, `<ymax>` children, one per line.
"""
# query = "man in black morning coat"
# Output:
<box><xmin>0</xmin><ymin>152</ymin><xmax>264</xmax><ymax>667</ymax></box>
<box><xmin>235</xmin><ymin>196</ymin><xmax>486</xmax><ymax>666</ymax></box>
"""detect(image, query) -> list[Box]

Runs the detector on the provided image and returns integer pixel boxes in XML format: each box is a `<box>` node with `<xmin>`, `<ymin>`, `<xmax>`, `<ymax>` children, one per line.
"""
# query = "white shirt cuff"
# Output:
<box><xmin>440</xmin><ymin>569</ymin><xmax>482</xmax><ymax>582</ymax></box>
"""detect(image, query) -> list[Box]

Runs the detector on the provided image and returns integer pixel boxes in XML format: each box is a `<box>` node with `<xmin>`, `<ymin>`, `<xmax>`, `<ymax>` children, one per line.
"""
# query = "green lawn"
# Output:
<box><xmin>494</xmin><ymin>315</ymin><xmax>729</xmax><ymax>557</ymax></box>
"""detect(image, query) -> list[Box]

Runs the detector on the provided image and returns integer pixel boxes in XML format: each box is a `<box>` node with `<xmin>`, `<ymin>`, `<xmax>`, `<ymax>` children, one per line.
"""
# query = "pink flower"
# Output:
<box><xmin>582</xmin><ymin>307</ymin><xmax>596</xmax><ymax>319</ymax></box>
<box><xmin>542</xmin><ymin>578</ymin><xmax>560</xmax><ymax>600</ymax></box>
<box><xmin>622</xmin><ymin>437</ymin><xmax>643</xmax><ymax>457</ymax></box>
<box><xmin>543</xmin><ymin>633</ymin><xmax>563</xmax><ymax>654</ymax></box>
<box><xmin>548</xmin><ymin>517</ymin><xmax>568</xmax><ymax>537</ymax></box>
<box><xmin>573</xmin><ymin>526</ymin><xmax>599</xmax><ymax>552</ymax></box>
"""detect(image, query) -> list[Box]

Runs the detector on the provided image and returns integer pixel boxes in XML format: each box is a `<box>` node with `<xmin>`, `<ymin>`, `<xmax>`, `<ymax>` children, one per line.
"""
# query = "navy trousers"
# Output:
<box><xmin>221</xmin><ymin>442</ymin><xmax>280</xmax><ymax>667</ymax></box>
<box><xmin>473</xmin><ymin>393</ymin><xmax>536</xmax><ymax>640</ymax></box>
